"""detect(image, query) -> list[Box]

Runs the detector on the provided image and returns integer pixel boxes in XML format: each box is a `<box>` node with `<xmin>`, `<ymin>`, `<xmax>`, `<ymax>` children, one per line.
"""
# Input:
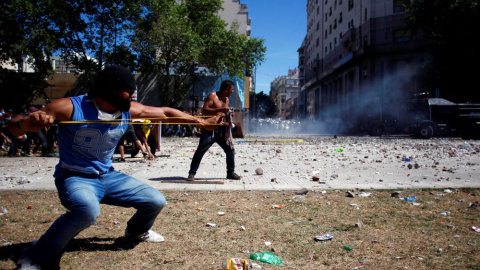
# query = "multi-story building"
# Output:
<box><xmin>218</xmin><ymin>0</ymin><xmax>251</xmax><ymax>37</ymax></box>
<box><xmin>299</xmin><ymin>0</ymin><xmax>431</xmax><ymax>130</ymax></box>
<box><xmin>270</xmin><ymin>69</ymin><xmax>300</xmax><ymax>120</ymax></box>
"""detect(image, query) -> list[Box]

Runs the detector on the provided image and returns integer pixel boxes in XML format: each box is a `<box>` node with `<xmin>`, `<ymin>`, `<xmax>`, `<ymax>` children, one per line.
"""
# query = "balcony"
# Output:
<box><xmin>341</xmin><ymin>27</ymin><xmax>356</xmax><ymax>45</ymax></box>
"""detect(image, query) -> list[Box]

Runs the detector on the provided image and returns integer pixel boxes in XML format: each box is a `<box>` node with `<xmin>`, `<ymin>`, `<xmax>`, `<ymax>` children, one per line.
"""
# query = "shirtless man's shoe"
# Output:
<box><xmin>227</xmin><ymin>172</ymin><xmax>241</xmax><ymax>180</ymax></box>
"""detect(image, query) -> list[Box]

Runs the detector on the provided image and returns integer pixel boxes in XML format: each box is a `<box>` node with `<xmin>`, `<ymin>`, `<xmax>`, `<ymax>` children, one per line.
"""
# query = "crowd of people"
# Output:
<box><xmin>165</xmin><ymin>124</ymin><xmax>200</xmax><ymax>137</ymax></box>
<box><xmin>0</xmin><ymin>106</ymin><xmax>58</xmax><ymax>157</ymax></box>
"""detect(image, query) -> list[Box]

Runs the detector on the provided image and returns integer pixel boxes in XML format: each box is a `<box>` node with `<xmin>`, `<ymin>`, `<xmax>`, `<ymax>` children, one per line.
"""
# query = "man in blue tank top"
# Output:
<box><xmin>8</xmin><ymin>65</ymin><xmax>221</xmax><ymax>269</ymax></box>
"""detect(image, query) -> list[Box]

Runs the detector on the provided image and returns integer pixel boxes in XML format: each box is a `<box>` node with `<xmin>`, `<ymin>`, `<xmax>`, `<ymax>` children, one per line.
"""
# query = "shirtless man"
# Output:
<box><xmin>188</xmin><ymin>80</ymin><xmax>241</xmax><ymax>181</ymax></box>
<box><xmin>8</xmin><ymin>65</ymin><xmax>221</xmax><ymax>269</ymax></box>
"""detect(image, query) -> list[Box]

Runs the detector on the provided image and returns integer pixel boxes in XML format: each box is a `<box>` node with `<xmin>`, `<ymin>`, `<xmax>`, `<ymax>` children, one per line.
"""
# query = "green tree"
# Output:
<box><xmin>0</xmin><ymin>0</ymin><xmax>146</xmax><ymax>103</ymax></box>
<box><xmin>250</xmin><ymin>91</ymin><xmax>276</xmax><ymax>119</ymax></box>
<box><xmin>0</xmin><ymin>0</ymin><xmax>62</xmax><ymax>109</ymax></box>
<box><xmin>58</xmin><ymin>0</ymin><xmax>146</xmax><ymax>96</ymax></box>
<box><xmin>406</xmin><ymin>0</ymin><xmax>480</xmax><ymax>102</ymax></box>
<box><xmin>134</xmin><ymin>0</ymin><xmax>266</xmax><ymax>107</ymax></box>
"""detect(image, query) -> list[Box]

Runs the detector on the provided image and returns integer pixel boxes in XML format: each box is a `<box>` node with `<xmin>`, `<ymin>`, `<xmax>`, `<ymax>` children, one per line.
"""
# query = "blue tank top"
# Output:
<box><xmin>54</xmin><ymin>95</ymin><xmax>130</xmax><ymax>176</ymax></box>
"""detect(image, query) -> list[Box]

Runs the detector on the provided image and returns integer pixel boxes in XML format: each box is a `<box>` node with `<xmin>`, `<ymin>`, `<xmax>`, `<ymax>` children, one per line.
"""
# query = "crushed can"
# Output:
<box><xmin>223</xmin><ymin>258</ymin><xmax>249</xmax><ymax>270</ymax></box>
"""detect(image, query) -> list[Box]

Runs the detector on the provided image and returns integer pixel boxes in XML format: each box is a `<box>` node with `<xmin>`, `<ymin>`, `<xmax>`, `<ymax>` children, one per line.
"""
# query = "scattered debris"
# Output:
<box><xmin>295</xmin><ymin>188</ymin><xmax>309</xmax><ymax>195</ymax></box>
<box><xmin>314</xmin><ymin>234</ymin><xmax>333</xmax><ymax>241</ymax></box>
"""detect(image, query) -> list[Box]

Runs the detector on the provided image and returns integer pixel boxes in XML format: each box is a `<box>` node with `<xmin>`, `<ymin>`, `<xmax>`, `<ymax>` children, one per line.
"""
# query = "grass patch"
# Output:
<box><xmin>0</xmin><ymin>189</ymin><xmax>479</xmax><ymax>269</ymax></box>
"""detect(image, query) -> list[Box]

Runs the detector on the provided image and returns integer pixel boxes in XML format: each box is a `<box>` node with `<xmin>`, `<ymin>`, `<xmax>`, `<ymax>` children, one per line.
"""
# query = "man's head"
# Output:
<box><xmin>90</xmin><ymin>65</ymin><xmax>136</xmax><ymax>111</ymax></box>
<box><xmin>219</xmin><ymin>80</ymin><xmax>235</xmax><ymax>97</ymax></box>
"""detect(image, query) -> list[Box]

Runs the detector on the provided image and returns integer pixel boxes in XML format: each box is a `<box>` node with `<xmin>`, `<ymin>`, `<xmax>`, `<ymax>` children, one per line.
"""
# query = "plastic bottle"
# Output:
<box><xmin>404</xmin><ymin>195</ymin><xmax>416</xmax><ymax>202</ymax></box>
<box><xmin>249</xmin><ymin>252</ymin><xmax>283</xmax><ymax>265</ymax></box>
<box><xmin>292</xmin><ymin>195</ymin><xmax>305</xmax><ymax>202</ymax></box>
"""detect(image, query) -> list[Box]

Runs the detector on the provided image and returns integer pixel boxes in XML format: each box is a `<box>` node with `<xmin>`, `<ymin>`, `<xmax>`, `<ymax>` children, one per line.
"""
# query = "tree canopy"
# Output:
<box><xmin>406</xmin><ymin>0</ymin><xmax>480</xmax><ymax>102</ymax></box>
<box><xmin>133</xmin><ymin>0</ymin><xmax>266</xmax><ymax>107</ymax></box>
<box><xmin>0</xmin><ymin>0</ymin><xmax>265</xmax><ymax>109</ymax></box>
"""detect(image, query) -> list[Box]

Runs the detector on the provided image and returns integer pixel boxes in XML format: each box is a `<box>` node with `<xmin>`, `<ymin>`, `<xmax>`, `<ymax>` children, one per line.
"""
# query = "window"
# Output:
<box><xmin>348</xmin><ymin>19</ymin><xmax>354</xmax><ymax>29</ymax></box>
<box><xmin>339</xmin><ymin>12</ymin><xmax>343</xmax><ymax>23</ymax></box>
<box><xmin>364</xmin><ymin>8</ymin><xmax>367</xmax><ymax>21</ymax></box>
<box><xmin>348</xmin><ymin>0</ymin><xmax>353</xmax><ymax>11</ymax></box>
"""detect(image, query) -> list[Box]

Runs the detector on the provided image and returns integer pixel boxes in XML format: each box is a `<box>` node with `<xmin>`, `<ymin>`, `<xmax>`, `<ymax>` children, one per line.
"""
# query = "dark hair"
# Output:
<box><xmin>219</xmin><ymin>80</ymin><xmax>234</xmax><ymax>92</ymax></box>
<box><xmin>90</xmin><ymin>65</ymin><xmax>136</xmax><ymax>98</ymax></box>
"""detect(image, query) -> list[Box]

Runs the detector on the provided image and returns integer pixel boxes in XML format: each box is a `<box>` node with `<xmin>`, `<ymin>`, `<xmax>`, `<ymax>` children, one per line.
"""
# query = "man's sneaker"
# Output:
<box><xmin>16</xmin><ymin>255</ymin><xmax>41</xmax><ymax>270</ymax></box>
<box><xmin>187</xmin><ymin>173</ymin><xmax>195</xmax><ymax>181</ymax></box>
<box><xmin>227</xmin><ymin>172</ymin><xmax>241</xmax><ymax>180</ymax></box>
<box><xmin>125</xmin><ymin>229</ymin><xmax>165</xmax><ymax>243</ymax></box>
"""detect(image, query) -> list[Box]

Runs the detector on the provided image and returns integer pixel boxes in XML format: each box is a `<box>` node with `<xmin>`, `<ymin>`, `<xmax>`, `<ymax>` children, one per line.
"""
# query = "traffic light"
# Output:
<box><xmin>192</xmin><ymin>62</ymin><xmax>199</xmax><ymax>73</ymax></box>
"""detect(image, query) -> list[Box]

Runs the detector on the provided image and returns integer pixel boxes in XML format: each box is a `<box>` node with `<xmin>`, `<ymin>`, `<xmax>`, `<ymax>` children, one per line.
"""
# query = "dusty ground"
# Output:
<box><xmin>1</xmin><ymin>135</ymin><xmax>479</xmax><ymax>191</ymax></box>
<box><xmin>0</xmin><ymin>135</ymin><xmax>479</xmax><ymax>269</ymax></box>
<box><xmin>0</xmin><ymin>189</ymin><xmax>479</xmax><ymax>269</ymax></box>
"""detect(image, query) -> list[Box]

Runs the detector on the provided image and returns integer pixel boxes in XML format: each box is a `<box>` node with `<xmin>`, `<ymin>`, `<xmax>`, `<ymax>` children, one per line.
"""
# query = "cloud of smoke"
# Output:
<box><xmin>249</xmin><ymin>65</ymin><xmax>421</xmax><ymax>136</ymax></box>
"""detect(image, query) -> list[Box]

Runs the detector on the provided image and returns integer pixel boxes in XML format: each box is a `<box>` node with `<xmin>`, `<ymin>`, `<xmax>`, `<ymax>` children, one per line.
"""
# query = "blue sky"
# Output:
<box><xmin>241</xmin><ymin>1</ymin><xmax>307</xmax><ymax>93</ymax></box>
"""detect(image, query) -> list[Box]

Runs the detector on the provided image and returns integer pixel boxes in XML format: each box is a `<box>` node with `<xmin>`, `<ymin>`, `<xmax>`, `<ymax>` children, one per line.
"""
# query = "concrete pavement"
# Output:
<box><xmin>1</xmin><ymin>135</ymin><xmax>479</xmax><ymax>191</ymax></box>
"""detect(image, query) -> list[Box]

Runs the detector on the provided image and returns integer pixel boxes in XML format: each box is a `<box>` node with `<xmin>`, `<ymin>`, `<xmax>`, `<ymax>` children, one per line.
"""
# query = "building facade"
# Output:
<box><xmin>299</xmin><ymin>0</ymin><xmax>431</xmax><ymax>131</ymax></box>
<box><xmin>270</xmin><ymin>69</ymin><xmax>300</xmax><ymax>120</ymax></box>
<box><xmin>218</xmin><ymin>0</ymin><xmax>251</xmax><ymax>37</ymax></box>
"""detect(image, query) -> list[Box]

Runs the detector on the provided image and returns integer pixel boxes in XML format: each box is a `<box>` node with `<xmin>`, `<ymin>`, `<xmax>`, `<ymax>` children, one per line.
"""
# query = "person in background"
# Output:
<box><xmin>23</xmin><ymin>107</ymin><xmax>49</xmax><ymax>157</ymax></box>
<box><xmin>131</xmin><ymin>122</ymin><xmax>154</xmax><ymax>159</ymax></box>
<box><xmin>188</xmin><ymin>80</ymin><xmax>241</xmax><ymax>181</ymax></box>
<box><xmin>0</xmin><ymin>121</ymin><xmax>11</xmax><ymax>152</ymax></box>
<box><xmin>116</xmin><ymin>124</ymin><xmax>150</xmax><ymax>161</ymax></box>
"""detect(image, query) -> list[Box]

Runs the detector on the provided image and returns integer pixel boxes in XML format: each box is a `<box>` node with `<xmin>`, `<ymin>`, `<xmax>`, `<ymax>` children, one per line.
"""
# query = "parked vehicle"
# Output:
<box><xmin>360</xmin><ymin>98</ymin><xmax>480</xmax><ymax>139</ymax></box>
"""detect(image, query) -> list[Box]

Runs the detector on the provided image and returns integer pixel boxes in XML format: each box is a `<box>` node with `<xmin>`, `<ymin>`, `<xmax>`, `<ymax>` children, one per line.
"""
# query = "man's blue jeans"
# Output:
<box><xmin>189</xmin><ymin>128</ymin><xmax>235</xmax><ymax>175</ymax></box>
<box><xmin>25</xmin><ymin>170</ymin><xmax>166</xmax><ymax>263</ymax></box>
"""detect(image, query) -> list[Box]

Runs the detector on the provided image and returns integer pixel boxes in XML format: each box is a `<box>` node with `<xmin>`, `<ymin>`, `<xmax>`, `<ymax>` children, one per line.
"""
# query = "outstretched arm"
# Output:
<box><xmin>129</xmin><ymin>102</ymin><xmax>222</xmax><ymax>131</ymax></box>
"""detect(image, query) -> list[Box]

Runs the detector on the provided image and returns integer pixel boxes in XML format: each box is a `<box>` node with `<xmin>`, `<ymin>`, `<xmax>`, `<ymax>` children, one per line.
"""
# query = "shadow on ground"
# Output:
<box><xmin>0</xmin><ymin>237</ymin><xmax>139</xmax><ymax>270</ymax></box>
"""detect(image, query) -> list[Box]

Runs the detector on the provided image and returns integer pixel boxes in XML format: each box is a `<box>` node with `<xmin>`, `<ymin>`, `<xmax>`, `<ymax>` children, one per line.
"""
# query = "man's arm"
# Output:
<box><xmin>7</xmin><ymin>98</ymin><xmax>73</xmax><ymax>136</ymax></box>
<box><xmin>129</xmin><ymin>102</ymin><xmax>222</xmax><ymax>131</ymax></box>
